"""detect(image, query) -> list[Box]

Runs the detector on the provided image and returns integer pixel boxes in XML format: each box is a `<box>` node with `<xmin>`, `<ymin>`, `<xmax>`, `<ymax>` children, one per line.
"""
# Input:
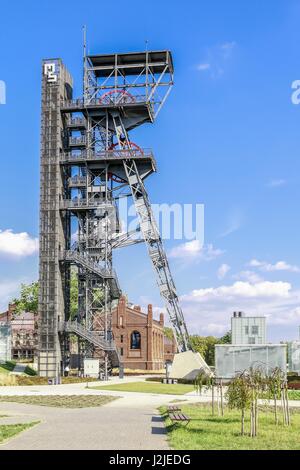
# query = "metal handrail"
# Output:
<box><xmin>68</xmin><ymin>117</ymin><xmax>86</xmax><ymax>126</ymax></box>
<box><xmin>61</xmin><ymin>95</ymin><xmax>149</xmax><ymax>109</ymax></box>
<box><xmin>60</xmin><ymin>321</ymin><xmax>116</xmax><ymax>351</ymax></box>
<box><xmin>63</xmin><ymin>250</ymin><xmax>116</xmax><ymax>280</ymax></box>
<box><xmin>68</xmin><ymin>176</ymin><xmax>87</xmax><ymax>185</ymax></box>
<box><xmin>60</xmin><ymin>148</ymin><xmax>154</xmax><ymax>162</ymax></box>
<box><xmin>69</xmin><ymin>137</ymin><xmax>86</xmax><ymax>145</ymax></box>
<box><xmin>60</xmin><ymin>199</ymin><xmax>115</xmax><ymax>209</ymax></box>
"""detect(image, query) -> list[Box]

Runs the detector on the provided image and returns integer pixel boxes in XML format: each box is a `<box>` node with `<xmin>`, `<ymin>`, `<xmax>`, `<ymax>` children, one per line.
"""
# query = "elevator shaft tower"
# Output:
<box><xmin>38</xmin><ymin>50</ymin><xmax>191</xmax><ymax>379</ymax></box>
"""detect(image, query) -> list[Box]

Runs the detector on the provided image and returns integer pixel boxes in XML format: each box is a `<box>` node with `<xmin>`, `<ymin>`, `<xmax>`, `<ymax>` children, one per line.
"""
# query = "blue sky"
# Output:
<box><xmin>1</xmin><ymin>0</ymin><xmax>300</xmax><ymax>341</ymax></box>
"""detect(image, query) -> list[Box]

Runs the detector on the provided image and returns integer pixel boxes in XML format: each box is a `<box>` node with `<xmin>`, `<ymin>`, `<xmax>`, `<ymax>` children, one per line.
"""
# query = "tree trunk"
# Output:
<box><xmin>220</xmin><ymin>380</ymin><xmax>224</xmax><ymax>417</ymax></box>
<box><xmin>217</xmin><ymin>384</ymin><xmax>220</xmax><ymax>416</ymax></box>
<box><xmin>281</xmin><ymin>384</ymin><xmax>287</xmax><ymax>426</ymax></box>
<box><xmin>255</xmin><ymin>398</ymin><xmax>258</xmax><ymax>436</ymax></box>
<box><xmin>212</xmin><ymin>384</ymin><xmax>215</xmax><ymax>416</ymax></box>
<box><xmin>241</xmin><ymin>408</ymin><xmax>245</xmax><ymax>436</ymax></box>
<box><xmin>285</xmin><ymin>383</ymin><xmax>290</xmax><ymax>426</ymax></box>
<box><xmin>274</xmin><ymin>393</ymin><xmax>278</xmax><ymax>425</ymax></box>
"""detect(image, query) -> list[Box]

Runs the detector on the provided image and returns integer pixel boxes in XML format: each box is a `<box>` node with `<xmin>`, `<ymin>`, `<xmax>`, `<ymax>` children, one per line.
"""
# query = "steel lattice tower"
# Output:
<box><xmin>38</xmin><ymin>48</ymin><xmax>191</xmax><ymax>379</ymax></box>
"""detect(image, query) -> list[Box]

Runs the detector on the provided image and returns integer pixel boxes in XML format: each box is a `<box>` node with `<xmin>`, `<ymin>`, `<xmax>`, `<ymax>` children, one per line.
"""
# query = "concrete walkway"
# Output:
<box><xmin>0</xmin><ymin>399</ymin><xmax>168</xmax><ymax>450</ymax></box>
<box><xmin>0</xmin><ymin>376</ymin><xmax>174</xmax><ymax>450</ymax></box>
<box><xmin>10</xmin><ymin>364</ymin><xmax>27</xmax><ymax>375</ymax></box>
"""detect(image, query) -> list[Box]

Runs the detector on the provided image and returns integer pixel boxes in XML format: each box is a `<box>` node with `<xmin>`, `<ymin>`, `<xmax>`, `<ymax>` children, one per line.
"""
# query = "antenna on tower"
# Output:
<box><xmin>83</xmin><ymin>25</ymin><xmax>87</xmax><ymax>59</ymax></box>
<box><xmin>83</xmin><ymin>25</ymin><xmax>87</xmax><ymax>99</ymax></box>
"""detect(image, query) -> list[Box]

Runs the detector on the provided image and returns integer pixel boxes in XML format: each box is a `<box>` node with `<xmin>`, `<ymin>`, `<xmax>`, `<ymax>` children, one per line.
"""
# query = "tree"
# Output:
<box><xmin>13</xmin><ymin>282</ymin><xmax>39</xmax><ymax>314</ymax></box>
<box><xmin>190</xmin><ymin>335</ymin><xmax>219</xmax><ymax>366</ymax></box>
<box><xmin>70</xmin><ymin>270</ymin><xmax>79</xmax><ymax>319</ymax></box>
<box><xmin>226</xmin><ymin>373</ymin><xmax>252</xmax><ymax>435</ymax></box>
<box><xmin>219</xmin><ymin>331</ymin><xmax>231</xmax><ymax>344</ymax></box>
<box><xmin>12</xmin><ymin>275</ymin><xmax>79</xmax><ymax>319</ymax></box>
<box><xmin>190</xmin><ymin>335</ymin><xmax>208</xmax><ymax>358</ymax></box>
<box><xmin>163</xmin><ymin>327</ymin><xmax>174</xmax><ymax>341</ymax></box>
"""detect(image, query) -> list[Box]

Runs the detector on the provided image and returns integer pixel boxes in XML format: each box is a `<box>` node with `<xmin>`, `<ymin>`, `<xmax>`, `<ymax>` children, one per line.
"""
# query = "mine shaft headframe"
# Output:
<box><xmin>83</xmin><ymin>50</ymin><xmax>174</xmax><ymax>120</ymax></box>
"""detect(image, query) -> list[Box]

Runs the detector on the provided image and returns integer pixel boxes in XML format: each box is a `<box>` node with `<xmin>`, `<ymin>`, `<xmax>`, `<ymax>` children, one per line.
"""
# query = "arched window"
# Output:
<box><xmin>130</xmin><ymin>331</ymin><xmax>141</xmax><ymax>350</ymax></box>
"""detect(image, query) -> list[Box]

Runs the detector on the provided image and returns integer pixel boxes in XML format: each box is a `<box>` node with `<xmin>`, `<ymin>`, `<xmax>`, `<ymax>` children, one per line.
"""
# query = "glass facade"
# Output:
<box><xmin>215</xmin><ymin>344</ymin><xmax>287</xmax><ymax>379</ymax></box>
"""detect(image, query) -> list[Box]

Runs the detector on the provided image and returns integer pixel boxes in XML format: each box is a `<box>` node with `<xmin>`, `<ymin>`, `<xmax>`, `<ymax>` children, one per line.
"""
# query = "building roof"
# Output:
<box><xmin>87</xmin><ymin>50</ymin><xmax>173</xmax><ymax>77</ymax></box>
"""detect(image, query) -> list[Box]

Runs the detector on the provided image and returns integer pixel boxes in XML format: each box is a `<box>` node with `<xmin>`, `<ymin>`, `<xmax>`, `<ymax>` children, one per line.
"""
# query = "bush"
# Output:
<box><xmin>16</xmin><ymin>376</ymin><xmax>48</xmax><ymax>386</ymax></box>
<box><xmin>61</xmin><ymin>376</ymin><xmax>98</xmax><ymax>384</ymax></box>
<box><xmin>0</xmin><ymin>361</ymin><xmax>16</xmax><ymax>373</ymax></box>
<box><xmin>24</xmin><ymin>365</ymin><xmax>37</xmax><ymax>376</ymax></box>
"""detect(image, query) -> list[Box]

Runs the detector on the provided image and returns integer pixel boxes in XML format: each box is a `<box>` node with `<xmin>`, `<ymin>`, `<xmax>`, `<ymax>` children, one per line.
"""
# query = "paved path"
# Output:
<box><xmin>10</xmin><ymin>364</ymin><xmax>27</xmax><ymax>375</ymax></box>
<box><xmin>0</xmin><ymin>377</ymin><xmax>174</xmax><ymax>450</ymax></box>
<box><xmin>0</xmin><ymin>400</ymin><xmax>168</xmax><ymax>450</ymax></box>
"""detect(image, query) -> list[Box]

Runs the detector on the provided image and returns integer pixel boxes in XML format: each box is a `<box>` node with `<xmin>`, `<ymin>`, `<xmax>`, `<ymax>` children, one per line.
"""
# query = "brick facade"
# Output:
<box><xmin>112</xmin><ymin>296</ymin><xmax>176</xmax><ymax>370</ymax></box>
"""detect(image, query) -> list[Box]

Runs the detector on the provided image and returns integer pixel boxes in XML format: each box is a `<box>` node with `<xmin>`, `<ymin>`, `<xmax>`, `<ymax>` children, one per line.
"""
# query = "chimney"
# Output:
<box><xmin>147</xmin><ymin>304</ymin><xmax>153</xmax><ymax>324</ymax></box>
<box><xmin>159</xmin><ymin>312</ymin><xmax>164</xmax><ymax>326</ymax></box>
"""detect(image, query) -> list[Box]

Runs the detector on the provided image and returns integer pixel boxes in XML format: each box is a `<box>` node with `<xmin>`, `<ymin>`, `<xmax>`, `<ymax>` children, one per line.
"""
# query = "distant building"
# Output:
<box><xmin>215</xmin><ymin>344</ymin><xmax>287</xmax><ymax>379</ymax></box>
<box><xmin>288</xmin><ymin>341</ymin><xmax>300</xmax><ymax>374</ymax></box>
<box><xmin>164</xmin><ymin>336</ymin><xmax>177</xmax><ymax>364</ymax></box>
<box><xmin>0</xmin><ymin>324</ymin><xmax>11</xmax><ymax>362</ymax></box>
<box><xmin>0</xmin><ymin>304</ymin><xmax>38</xmax><ymax>360</ymax></box>
<box><xmin>215</xmin><ymin>311</ymin><xmax>285</xmax><ymax>379</ymax></box>
<box><xmin>231</xmin><ymin>311</ymin><xmax>266</xmax><ymax>345</ymax></box>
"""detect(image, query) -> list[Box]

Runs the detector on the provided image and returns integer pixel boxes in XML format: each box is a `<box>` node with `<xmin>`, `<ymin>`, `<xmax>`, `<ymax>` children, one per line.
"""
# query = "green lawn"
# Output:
<box><xmin>0</xmin><ymin>395</ymin><xmax>118</xmax><ymax>408</ymax></box>
<box><xmin>0</xmin><ymin>422</ymin><xmax>39</xmax><ymax>444</ymax></box>
<box><xmin>160</xmin><ymin>403</ymin><xmax>300</xmax><ymax>450</ymax></box>
<box><xmin>90</xmin><ymin>381</ymin><xmax>194</xmax><ymax>395</ymax></box>
<box><xmin>288</xmin><ymin>390</ymin><xmax>300</xmax><ymax>400</ymax></box>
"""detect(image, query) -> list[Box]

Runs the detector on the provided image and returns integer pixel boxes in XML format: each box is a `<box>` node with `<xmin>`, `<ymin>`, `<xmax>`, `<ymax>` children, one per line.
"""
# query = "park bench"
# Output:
<box><xmin>169</xmin><ymin>413</ymin><xmax>190</xmax><ymax>426</ymax></box>
<box><xmin>167</xmin><ymin>405</ymin><xmax>182</xmax><ymax>413</ymax></box>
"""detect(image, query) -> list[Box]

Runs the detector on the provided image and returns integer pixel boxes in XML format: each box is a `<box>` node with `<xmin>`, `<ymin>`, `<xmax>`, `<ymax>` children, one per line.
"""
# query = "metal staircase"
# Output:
<box><xmin>60</xmin><ymin>321</ymin><xmax>120</xmax><ymax>367</ymax></box>
<box><xmin>63</xmin><ymin>250</ymin><xmax>121</xmax><ymax>299</ymax></box>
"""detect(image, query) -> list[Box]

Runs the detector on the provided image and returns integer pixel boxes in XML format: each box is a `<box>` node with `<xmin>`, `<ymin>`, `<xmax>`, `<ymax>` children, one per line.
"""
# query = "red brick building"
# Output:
<box><xmin>112</xmin><ymin>296</ymin><xmax>177</xmax><ymax>370</ymax></box>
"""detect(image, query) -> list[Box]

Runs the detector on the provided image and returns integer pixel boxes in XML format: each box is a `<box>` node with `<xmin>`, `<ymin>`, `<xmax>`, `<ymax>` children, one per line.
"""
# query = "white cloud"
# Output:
<box><xmin>197</xmin><ymin>63</ymin><xmax>211</xmax><ymax>72</ymax></box>
<box><xmin>218</xmin><ymin>264</ymin><xmax>231</xmax><ymax>279</ymax></box>
<box><xmin>185</xmin><ymin>281</ymin><xmax>291</xmax><ymax>302</ymax></box>
<box><xmin>197</xmin><ymin>41</ymin><xmax>236</xmax><ymax>79</ymax></box>
<box><xmin>249</xmin><ymin>259</ymin><xmax>300</xmax><ymax>273</ymax></box>
<box><xmin>169</xmin><ymin>241</ymin><xmax>224</xmax><ymax>263</ymax></box>
<box><xmin>0</xmin><ymin>229</ymin><xmax>38</xmax><ymax>257</ymax></box>
<box><xmin>218</xmin><ymin>208</ymin><xmax>243</xmax><ymax>238</ymax></box>
<box><xmin>267</xmin><ymin>179</ymin><xmax>287</xmax><ymax>188</ymax></box>
<box><xmin>0</xmin><ymin>280</ymin><xmax>22</xmax><ymax>312</ymax></box>
<box><xmin>220</xmin><ymin>41</ymin><xmax>236</xmax><ymax>58</ymax></box>
<box><xmin>234</xmin><ymin>270</ymin><xmax>264</xmax><ymax>283</ymax></box>
<box><xmin>179</xmin><ymin>279</ymin><xmax>300</xmax><ymax>337</ymax></box>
